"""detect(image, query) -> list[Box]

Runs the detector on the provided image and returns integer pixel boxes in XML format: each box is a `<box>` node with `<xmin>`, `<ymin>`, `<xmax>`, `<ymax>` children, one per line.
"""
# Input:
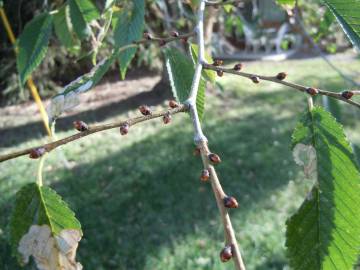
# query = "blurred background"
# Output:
<box><xmin>1</xmin><ymin>0</ymin><xmax>360</xmax><ymax>269</ymax></box>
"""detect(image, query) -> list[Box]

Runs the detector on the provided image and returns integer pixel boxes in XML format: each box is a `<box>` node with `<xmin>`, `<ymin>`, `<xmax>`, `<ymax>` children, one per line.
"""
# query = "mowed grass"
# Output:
<box><xmin>1</xmin><ymin>56</ymin><xmax>360</xmax><ymax>270</ymax></box>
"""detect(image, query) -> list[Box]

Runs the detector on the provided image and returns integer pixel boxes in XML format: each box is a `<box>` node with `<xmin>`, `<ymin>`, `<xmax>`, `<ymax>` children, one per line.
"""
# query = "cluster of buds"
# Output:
<box><xmin>29</xmin><ymin>147</ymin><xmax>46</xmax><ymax>159</ymax></box>
<box><xmin>73</xmin><ymin>120</ymin><xmax>88</xmax><ymax>132</ymax></box>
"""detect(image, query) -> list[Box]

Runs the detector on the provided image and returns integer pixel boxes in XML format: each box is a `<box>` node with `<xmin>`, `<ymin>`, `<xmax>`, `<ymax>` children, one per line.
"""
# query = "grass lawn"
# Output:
<box><xmin>1</xmin><ymin>56</ymin><xmax>360</xmax><ymax>270</ymax></box>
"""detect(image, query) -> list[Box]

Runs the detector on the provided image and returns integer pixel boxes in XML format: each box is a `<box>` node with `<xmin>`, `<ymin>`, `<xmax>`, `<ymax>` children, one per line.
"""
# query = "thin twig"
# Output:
<box><xmin>189</xmin><ymin>1</ymin><xmax>246</xmax><ymax>269</ymax></box>
<box><xmin>205</xmin><ymin>0</ymin><xmax>243</xmax><ymax>7</ymax></box>
<box><xmin>203</xmin><ymin>63</ymin><xmax>360</xmax><ymax>109</ymax></box>
<box><xmin>0</xmin><ymin>105</ymin><xmax>187</xmax><ymax>163</ymax></box>
<box><xmin>133</xmin><ymin>32</ymin><xmax>195</xmax><ymax>45</ymax></box>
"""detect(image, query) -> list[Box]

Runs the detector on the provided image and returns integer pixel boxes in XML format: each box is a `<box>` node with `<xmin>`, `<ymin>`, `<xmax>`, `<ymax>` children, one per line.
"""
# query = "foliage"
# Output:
<box><xmin>323</xmin><ymin>0</ymin><xmax>360</xmax><ymax>50</ymax></box>
<box><xmin>164</xmin><ymin>47</ymin><xmax>206</xmax><ymax>120</ymax></box>
<box><xmin>16</xmin><ymin>12</ymin><xmax>53</xmax><ymax>86</ymax></box>
<box><xmin>113</xmin><ymin>0</ymin><xmax>145</xmax><ymax>79</ymax></box>
<box><xmin>286</xmin><ymin>107</ymin><xmax>360</xmax><ymax>269</ymax></box>
<box><xmin>10</xmin><ymin>183</ymin><xmax>81</xmax><ymax>261</ymax></box>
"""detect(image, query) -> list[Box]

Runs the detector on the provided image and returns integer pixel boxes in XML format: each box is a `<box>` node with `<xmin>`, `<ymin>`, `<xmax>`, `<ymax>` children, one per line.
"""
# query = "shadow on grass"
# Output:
<box><xmin>0</xmin><ymin>106</ymin><xmax>298</xmax><ymax>269</ymax></box>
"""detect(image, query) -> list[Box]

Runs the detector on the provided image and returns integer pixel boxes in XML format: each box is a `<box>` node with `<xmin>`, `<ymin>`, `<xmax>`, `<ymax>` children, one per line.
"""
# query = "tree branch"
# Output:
<box><xmin>133</xmin><ymin>32</ymin><xmax>195</xmax><ymax>45</ymax></box>
<box><xmin>203</xmin><ymin>63</ymin><xmax>360</xmax><ymax>109</ymax></box>
<box><xmin>0</xmin><ymin>105</ymin><xmax>187</xmax><ymax>163</ymax></box>
<box><xmin>188</xmin><ymin>1</ymin><xmax>246</xmax><ymax>269</ymax></box>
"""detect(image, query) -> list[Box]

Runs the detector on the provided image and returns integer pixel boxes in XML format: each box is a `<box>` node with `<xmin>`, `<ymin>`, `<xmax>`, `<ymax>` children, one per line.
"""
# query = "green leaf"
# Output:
<box><xmin>48</xmin><ymin>52</ymin><xmax>117</xmax><ymax>121</ymax></box>
<box><xmin>10</xmin><ymin>183</ymin><xmax>81</xmax><ymax>257</ymax></box>
<box><xmin>189</xmin><ymin>43</ymin><xmax>216</xmax><ymax>84</ymax></box>
<box><xmin>16</xmin><ymin>12</ymin><xmax>53</xmax><ymax>85</ymax></box>
<box><xmin>53</xmin><ymin>5</ymin><xmax>76</xmax><ymax>48</ymax></box>
<box><xmin>286</xmin><ymin>106</ymin><xmax>360</xmax><ymax>269</ymax></box>
<box><xmin>113</xmin><ymin>0</ymin><xmax>145</xmax><ymax>79</ymax></box>
<box><xmin>164</xmin><ymin>47</ymin><xmax>206</xmax><ymax>119</ymax></box>
<box><xmin>323</xmin><ymin>0</ymin><xmax>360</xmax><ymax>50</ymax></box>
<box><xmin>68</xmin><ymin>0</ymin><xmax>92</xmax><ymax>40</ymax></box>
<box><xmin>276</xmin><ymin>0</ymin><xmax>295</xmax><ymax>6</ymax></box>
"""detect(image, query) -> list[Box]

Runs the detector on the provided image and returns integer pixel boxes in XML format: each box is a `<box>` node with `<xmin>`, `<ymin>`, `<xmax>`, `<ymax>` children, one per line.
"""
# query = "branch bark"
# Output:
<box><xmin>187</xmin><ymin>1</ymin><xmax>246</xmax><ymax>269</ymax></box>
<box><xmin>0</xmin><ymin>105</ymin><xmax>187</xmax><ymax>163</ymax></box>
<box><xmin>203</xmin><ymin>63</ymin><xmax>360</xmax><ymax>109</ymax></box>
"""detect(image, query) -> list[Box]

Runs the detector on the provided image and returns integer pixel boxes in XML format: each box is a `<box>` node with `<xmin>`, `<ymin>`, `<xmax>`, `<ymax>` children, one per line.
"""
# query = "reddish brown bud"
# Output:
<box><xmin>233</xmin><ymin>63</ymin><xmax>243</xmax><ymax>71</ymax></box>
<box><xmin>193</xmin><ymin>147</ymin><xmax>201</xmax><ymax>156</ymax></box>
<box><xmin>250</xmin><ymin>76</ymin><xmax>260</xmax><ymax>84</ymax></box>
<box><xmin>276</xmin><ymin>72</ymin><xmax>287</xmax><ymax>81</ymax></box>
<box><xmin>208</xmin><ymin>153</ymin><xmax>221</xmax><ymax>164</ymax></box>
<box><xmin>73</xmin><ymin>120</ymin><xmax>88</xmax><ymax>132</ymax></box>
<box><xmin>224</xmin><ymin>196</ymin><xmax>239</xmax><ymax>208</ymax></box>
<box><xmin>170</xmin><ymin>31</ymin><xmax>179</xmax><ymax>37</ymax></box>
<box><xmin>217</xmin><ymin>70</ymin><xmax>224</xmax><ymax>77</ymax></box>
<box><xmin>181</xmin><ymin>37</ymin><xmax>188</xmax><ymax>43</ymax></box>
<box><xmin>29</xmin><ymin>147</ymin><xmax>46</xmax><ymax>159</ymax></box>
<box><xmin>139</xmin><ymin>105</ymin><xmax>152</xmax><ymax>116</ymax></box>
<box><xmin>341</xmin><ymin>90</ymin><xmax>354</xmax><ymax>100</ymax></box>
<box><xmin>213</xmin><ymin>59</ymin><xmax>223</xmax><ymax>66</ymax></box>
<box><xmin>163</xmin><ymin>113</ymin><xmax>172</xmax><ymax>124</ymax></box>
<box><xmin>200</xmin><ymin>169</ymin><xmax>210</xmax><ymax>182</ymax></box>
<box><xmin>159</xmin><ymin>39</ymin><xmax>167</xmax><ymax>46</ymax></box>
<box><xmin>220</xmin><ymin>245</ymin><xmax>233</xmax><ymax>262</ymax></box>
<box><xmin>143</xmin><ymin>31</ymin><xmax>152</xmax><ymax>40</ymax></box>
<box><xmin>120</xmin><ymin>123</ymin><xmax>129</xmax><ymax>135</ymax></box>
<box><xmin>306</xmin><ymin>87</ymin><xmax>319</xmax><ymax>96</ymax></box>
<box><xmin>169</xmin><ymin>100</ymin><xmax>179</xmax><ymax>108</ymax></box>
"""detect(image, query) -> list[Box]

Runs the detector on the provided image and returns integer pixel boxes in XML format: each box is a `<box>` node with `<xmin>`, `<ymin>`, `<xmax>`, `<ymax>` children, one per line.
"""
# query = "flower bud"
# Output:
<box><xmin>213</xmin><ymin>59</ymin><xmax>223</xmax><ymax>66</ymax></box>
<box><xmin>276</xmin><ymin>72</ymin><xmax>287</xmax><ymax>80</ymax></box>
<box><xmin>306</xmin><ymin>87</ymin><xmax>319</xmax><ymax>96</ymax></box>
<box><xmin>139</xmin><ymin>105</ymin><xmax>152</xmax><ymax>116</ymax></box>
<box><xmin>193</xmin><ymin>147</ymin><xmax>201</xmax><ymax>156</ymax></box>
<box><xmin>224</xmin><ymin>196</ymin><xmax>238</xmax><ymax>208</ymax></box>
<box><xmin>233</xmin><ymin>63</ymin><xmax>243</xmax><ymax>71</ymax></box>
<box><xmin>163</xmin><ymin>113</ymin><xmax>172</xmax><ymax>124</ymax></box>
<box><xmin>143</xmin><ymin>31</ymin><xmax>152</xmax><ymax>40</ymax></box>
<box><xmin>341</xmin><ymin>90</ymin><xmax>354</xmax><ymax>100</ymax></box>
<box><xmin>73</xmin><ymin>120</ymin><xmax>88</xmax><ymax>132</ymax></box>
<box><xmin>217</xmin><ymin>70</ymin><xmax>224</xmax><ymax>77</ymax></box>
<box><xmin>181</xmin><ymin>37</ymin><xmax>188</xmax><ymax>43</ymax></box>
<box><xmin>208</xmin><ymin>153</ymin><xmax>221</xmax><ymax>164</ymax></box>
<box><xmin>120</xmin><ymin>123</ymin><xmax>129</xmax><ymax>135</ymax></box>
<box><xmin>29</xmin><ymin>147</ymin><xmax>46</xmax><ymax>159</ymax></box>
<box><xmin>251</xmin><ymin>76</ymin><xmax>260</xmax><ymax>84</ymax></box>
<box><xmin>169</xmin><ymin>100</ymin><xmax>179</xmax><ymax>108</ymax></box>
<box><xmin>159</xmin><ymin>39</ymin><xmax>167</xmax><ymax>46</ymax></box>
<box><xmin>200</xmin><ymin>169</ymin><xmax>210</xmax><ymax>182</ymax></box>
<box><xmin>220</xmin><ymin>245</ymin><xmax>233</xmax><ymax>262</ymax></box>
<box><xmin>170</xmin><ymin>31</ymin><xmax>179</xmax><ymax>37</ymax></box>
